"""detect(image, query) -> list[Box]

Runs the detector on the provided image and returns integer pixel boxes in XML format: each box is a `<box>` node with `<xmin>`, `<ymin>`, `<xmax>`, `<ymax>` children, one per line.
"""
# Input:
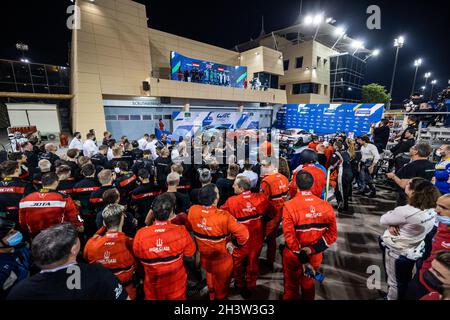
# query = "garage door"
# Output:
<box><xmin>104</xmin><ymin>106</ymin><xmax>178</xmax><ymax>140</ymax></box>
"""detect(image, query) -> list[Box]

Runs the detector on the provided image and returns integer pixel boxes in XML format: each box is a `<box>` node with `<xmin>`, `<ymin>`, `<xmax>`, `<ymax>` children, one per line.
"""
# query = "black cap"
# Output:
<box><xmin>299</xmin><ymin>149</ymin><xmax>318</xmax><ymax>164</ymax></box>
<box><xmin>0</xmin><ymin>219</ymin><xmax>15</xmax><ymax>239</ymax></box>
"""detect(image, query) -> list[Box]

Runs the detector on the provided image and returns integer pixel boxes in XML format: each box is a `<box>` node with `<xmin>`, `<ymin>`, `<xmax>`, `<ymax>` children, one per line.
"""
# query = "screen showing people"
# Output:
<box><xmin>170</xmin><ymin>51</ymin><xmax>247</xmax><ymax>89</ymax></box>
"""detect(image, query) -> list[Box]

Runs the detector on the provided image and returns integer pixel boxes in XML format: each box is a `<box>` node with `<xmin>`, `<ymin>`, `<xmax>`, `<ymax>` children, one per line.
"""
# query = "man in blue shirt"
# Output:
<box><xmin>434</xmin><ymin>144</ymin><xmax>450</xmax><ymax>194</ymax></box>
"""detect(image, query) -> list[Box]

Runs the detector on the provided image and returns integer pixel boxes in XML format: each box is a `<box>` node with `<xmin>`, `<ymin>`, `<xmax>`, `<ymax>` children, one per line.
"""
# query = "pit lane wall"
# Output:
<box><xmin>276</xmin><ymin>103</ymin><xmax>384</xmax><ymax>136</ymax></box>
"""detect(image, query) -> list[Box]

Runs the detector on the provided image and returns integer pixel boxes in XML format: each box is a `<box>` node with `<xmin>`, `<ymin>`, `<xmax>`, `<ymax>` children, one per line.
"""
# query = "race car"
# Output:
<box><xmin>279</xmin><ymin>129</ymin><xmax>312</xmax><ymax>146</ymax></box>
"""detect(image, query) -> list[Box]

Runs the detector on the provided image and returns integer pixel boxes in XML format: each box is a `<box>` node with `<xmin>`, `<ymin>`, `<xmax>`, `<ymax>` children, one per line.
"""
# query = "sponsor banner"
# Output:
<box><xmin>276</xmin><ymin>104</ymin><xmax>384</xmax><ymax>136</ymax></box>
<box><xmin>172</xmin><ymin>111</ymin><xmax>259</xmax><ymax>139</ymax></box>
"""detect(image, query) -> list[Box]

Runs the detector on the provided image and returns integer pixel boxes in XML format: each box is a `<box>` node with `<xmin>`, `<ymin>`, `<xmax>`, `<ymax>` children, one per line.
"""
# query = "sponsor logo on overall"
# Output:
<box><xmin>149</xmin><ymin>239</ymin><xmax>171</xmax><ymax>253</ymax></box>
<box><xmin>197</xmin><ymin>218</ymin><xmax>212</xmax><ymax>231</ymax></box>
<box><xmin>242</xmin><ymin>202</ymin><xmax>256</xmax><ymax>213</ymax></box>
<box><xmin>306</xmin><ymin>206</ymin><xmax>322</xmax><ymax>218</ymax></box>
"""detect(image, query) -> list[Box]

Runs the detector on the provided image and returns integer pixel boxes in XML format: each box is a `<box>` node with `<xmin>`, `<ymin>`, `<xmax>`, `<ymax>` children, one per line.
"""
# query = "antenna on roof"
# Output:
<box><xmin>259</xmin><ymin>16</ymin><xmax>266</xmax><ymax>37</ymax></box>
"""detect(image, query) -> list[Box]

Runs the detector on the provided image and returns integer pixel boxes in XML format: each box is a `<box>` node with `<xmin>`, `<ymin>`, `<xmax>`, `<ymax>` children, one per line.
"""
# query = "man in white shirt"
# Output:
<box><xmin>68</xmin><ymin>132</ymin><xmax>83</xmax><ymax>151</ymax></box>
<box><xmin>356</xmin><ymin>135</ymin><xmax>380</xmax><ymax>197</ymax></box>
<box><xmin>144</xmin><ymin>134</ymin><xmax>158</xmax><ymax>160</ymax></box>
<box><xmin>82</xmin><ymin>132</ymin><xmax>99</xmax><ymax>158</ymax></box>
<box><xmin>137</xmin><ymin>134</ymin><xmax>149</xmax><ymax>151</ymax></box>
<box><xmin>237</xmin><ymin>162</ymin><xmax>258</xmax><ymax>190</ymax></box>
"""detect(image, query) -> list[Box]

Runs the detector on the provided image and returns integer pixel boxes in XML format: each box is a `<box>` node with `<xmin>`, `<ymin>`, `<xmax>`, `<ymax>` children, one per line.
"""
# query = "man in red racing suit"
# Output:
<box><xmin>19</xmin><ymin>172</ymin><xmax>84</xmax><ymax>238</ymax></box>
<box><xmin>289</xmin><ymin>149</ymin><xmax>326</xmax><ymax>199</ymax></box>
<box><xmin>133</xmin><ymin>193</ymin><xmax>196</xmax><ymax>300</ymax></box>
<box><xmin>84</xmin><ymin>204</ymin><xmax>138</xmax><ymax>299</ymax></box>
<box><xmin>282</xmin><ymin>170</ymin><xmax>337</xmax><ymax>300</ymax></box>
<box><xmin>187</xmin><ymin>184</ymin><xmax>249</xmax><ymax>300</ymax></box>
<box><xmin>260</xmin><ymin>163</ymin><xmax>289</xmax><ymax>268</ymax></box>
<box><xmin>221</xmin><ymin>176</ymin><xmax>269</xmax><ymax>295</ymax></box>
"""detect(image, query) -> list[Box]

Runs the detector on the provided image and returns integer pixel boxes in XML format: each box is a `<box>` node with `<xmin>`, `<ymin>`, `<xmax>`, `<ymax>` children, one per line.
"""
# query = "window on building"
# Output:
<box><xmin>323</xmin><ymin>59</ymin><xmax>328</xmax><ymax>68</ymax></box>
<box><xmin>105</xmin><ymin>115</ymin><xmax>118</xmax><ymax>121</ymax></box>
<box><xmin>317</xmin><ymin>57</ymin><xmax>322</xmax><ymax>68</ymax></box>
<box><xmin>0</xmin><ymin>61</ymin><xmax>15</xmax><ymax>83</ymax></box>
<box><xmin>130</xmin><ymin>115</ymin><xmax>141</xmax><ymax>120</ymax></box>
<box><xmin>13</xmin><ymin>62</ymin><xmax>32</xmax><ymax>84</ymax></box>
<box><xmin>292</xmin><ymin>83</ymin><xmax>319</xmax><ymax>95</ymax></box>
<box><xmin>280</xmin><ymin>85</ymin><xmax>286</xmax><ymax>91</ymax></box>
<box><xmin>283</xmin><ymin>60</ymin><xmax>290</xmax><ymax>71</ymax></box>
<box><xmin>30</xmin><ymin>64</ymin><xmax>47</xmax><ymax>85</ymax></box>
<box><xmin>153</xmin><ymin>115</ymin><xmax>162</xmax><ymax>120</ymax></box>
<box><xmin>163</xmin><ymin>115</ymin><xmax>171</xmax><ymax>120</ymax></box>
<box><xmin>142</xmin><ymin>115</ymin><xmax>152</xmax><ymax>120</ymax></box>
<box><xmin>33</xmin><ymin>85</ymin><xmax>49</xmax><ymax>94</ymax></box>
<box><xmin>118</xmin><ymin>115</ymin><xmax>130</xmax><ymax>121</ymax></box>
<box><xmin>295</xmin><ymin>57</ymin><xmax>303</xmax><ymax>68</ymax></box>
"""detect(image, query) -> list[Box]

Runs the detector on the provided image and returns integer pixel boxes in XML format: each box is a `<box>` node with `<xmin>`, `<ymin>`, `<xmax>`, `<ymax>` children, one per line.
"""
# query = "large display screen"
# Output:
<box><xmin>276</xmin><ymin>103</ymin><xmax>385</xmax><ymax>136</ymax></box>
<box><xmin>170</xmin><ymin>51</ymin><xmax>247</xmax><ymax>88</ymax></box>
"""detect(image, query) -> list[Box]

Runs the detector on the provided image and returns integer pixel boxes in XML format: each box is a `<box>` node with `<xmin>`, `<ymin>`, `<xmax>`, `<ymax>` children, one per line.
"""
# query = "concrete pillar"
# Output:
<box><xmin>183</xmin><ymin>100</ymin><xmax>190</xmax><ymax>112</ymax></box>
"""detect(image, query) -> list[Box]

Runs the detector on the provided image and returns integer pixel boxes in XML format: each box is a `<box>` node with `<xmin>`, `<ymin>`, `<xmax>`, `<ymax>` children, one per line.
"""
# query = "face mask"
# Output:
<box><xmin>3</xmin><ymin>231</ymin><xmax>23</xmax><ymax>247</ymax></box>
<box><xmin>436</xmin><ymin>214</ymin><xmax>450</xmax><ymax>226</ymax></box>
<box><xmin>423</xmin><ymin>270</ymin><xmax>444</xmax><ymax>294</ymax></box>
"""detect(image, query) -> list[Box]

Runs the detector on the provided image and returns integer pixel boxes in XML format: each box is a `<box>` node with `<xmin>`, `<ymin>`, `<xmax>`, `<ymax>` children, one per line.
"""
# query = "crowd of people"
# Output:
<box><xmin>0</xmin><ymin>123</ymin><xmax>449</xmax><ymax>300</ymax></box>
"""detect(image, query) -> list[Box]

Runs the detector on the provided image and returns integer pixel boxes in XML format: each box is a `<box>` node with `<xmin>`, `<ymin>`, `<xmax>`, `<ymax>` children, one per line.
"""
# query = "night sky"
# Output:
<box><xmin>1</xmin><ymin>0</ymin><xmax>449</xmax><ymax>103</ymax></box>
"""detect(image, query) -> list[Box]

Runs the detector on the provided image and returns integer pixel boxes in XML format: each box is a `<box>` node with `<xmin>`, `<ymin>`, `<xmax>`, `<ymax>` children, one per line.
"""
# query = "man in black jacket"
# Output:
<box><xmin>389</xmin><ymin>128</ymin><xmax>416</xmax><ymax>171</ymax></box>
<box><xmin>372</xmin><ymin>119</ymin><xmax>390</xmax><ymax>153</ymax></box>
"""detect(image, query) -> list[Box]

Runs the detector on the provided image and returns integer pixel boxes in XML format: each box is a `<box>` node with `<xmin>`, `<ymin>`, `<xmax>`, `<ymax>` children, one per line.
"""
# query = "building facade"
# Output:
<box><xmin>330</xmin><ymin>53</ymin><xmax>367</xmax><ymax>103</ymax></box>
<box><xmin>71</xmin><ymin>0</ymin><xmax>287</xmax><ymax>138</ymax></box>
<box><xmin>235</xmin><ymin>21</ymin><xmax>373</xmax><ymax>105</ymax></box>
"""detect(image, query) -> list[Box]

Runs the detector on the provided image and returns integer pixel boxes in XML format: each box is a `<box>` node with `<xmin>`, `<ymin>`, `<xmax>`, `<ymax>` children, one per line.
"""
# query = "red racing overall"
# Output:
<box><xmin>282</xmin><ymin>191</ymin><xmax>337</xmax><ymax>300</ymax></box>
<box><xmin>187</xmin><ymin>205</ymin><xmax>249</xmax><ymax>300</ymax></box>
<box><xmin>260</xmin><ymin>172</ymin><xmax>289</xmax><ymax>264</ymax></box>
<box><xmin>221</xmin><ymin>191</ymin><xmax>269</xmax><ymax>290</ymax></box>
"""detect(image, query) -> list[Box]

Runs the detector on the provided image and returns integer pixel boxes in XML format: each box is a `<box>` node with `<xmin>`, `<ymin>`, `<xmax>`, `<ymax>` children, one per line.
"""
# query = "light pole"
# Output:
<box><xmin>388</xmin><ymin>36</ymin><xmax>405</xmax><ymax>109</ymax></box>
<box><xmin>351</xmin><ymin>40</ymin><xmax>364</xmax><ymax>55</ymax></box>
<box><xmin>430</xmin><ymin>80</ymin><xmax>437</xmax><ymax>100</ymax></box>
<box><xmin>421</xmin><ymin>86</ymin><xmax>426</xmax><ymax>97</ymax></box>
<box><xmin>423</xmin><ymin>72</ymin><xmax>431</xmax><ymax>99</ymax></box>
<box><xmin>363</xmin><ymin>49</ymin><xmax>380</xmax><ymax>62</ymax></box>
<box><xmin>331</xmin><ymin>26</ymin><xmax>346</xmax><ymax>50</ymax></box>
<box><xmin>16</xmin><ymin>42</ymin><xmax>29</xmax><ymax>60</ymax></box>
<box><xmin>410</xmin><ymin>58</ymin><xmax>422</xmax><ymax>96</ymax></box>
